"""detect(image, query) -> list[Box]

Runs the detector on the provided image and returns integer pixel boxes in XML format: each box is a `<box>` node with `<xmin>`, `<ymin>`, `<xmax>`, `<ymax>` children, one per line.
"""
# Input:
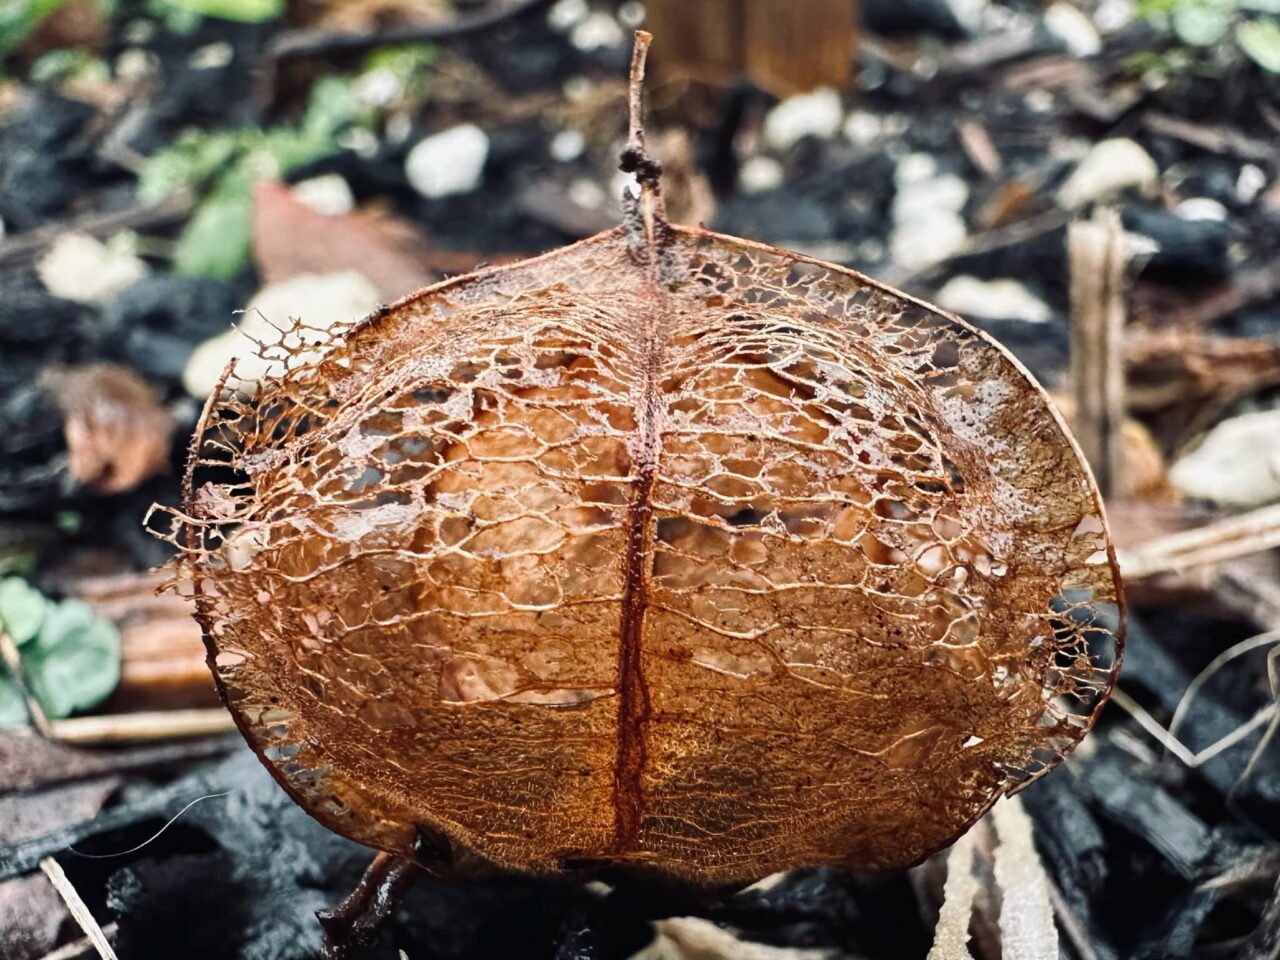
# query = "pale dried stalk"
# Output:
<box><xmin>927</xmin><ymin>829</ymin><xmax>979</xmax><ymax>960</ymax></box>
<box><xmin>990</xmin><ymin>797</ymin><xmax>1059</xmax><ymax>960</ymax></box>
<box><xmin>1069</xmin><ymin>209</ymin><xmax>1128</xmax><ymax>499</ymax></box>
<box><xmin>1119</xmin><ymin>501</ymin><xmax>1280</xmax><ymax>579</ymax></box>
<box><xmin>0</xmin><ymin>622</ymin><xmax>54</xmax><ymax>737</ymax></box>
<box><xmin>48</xmin><ymin>707</ymin><xmax>236</xmax><ymax>745</ymax></box>
<box><xmin>36</xmin><ymin>925</ymin><xmax>120</xmax><ymax>960</ymax></box>
<box><xmin>40</xmin><ymin>858</ymin><xmax>119</xmax><ymax>960</ymax></box>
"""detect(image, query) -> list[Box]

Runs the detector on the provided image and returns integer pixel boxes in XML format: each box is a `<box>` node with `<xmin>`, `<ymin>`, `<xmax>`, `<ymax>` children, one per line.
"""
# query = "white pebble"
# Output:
<box><xmin>1174</xmin><ymin>197</ymin><xmax>1228</xmax><ymax>222</ymax></box>
<box><xmin>936</xmin><ymin>276</ymin><xmax>1052</xmax><ymax>323</ymax></box>
<box><xmin>1044</xmin><ymin>3</ymin><xmax>1102</xmax><ymax>57</ymax></box>
<box><xmin>568</xmin><ymin>178</ymin><xmax>607</xmax><ymax>210</ymax></box>
<box><xmin>571</xmin><ymin>11</ymin><xmax>624</xmax><ymax>50</ymax></box>
<box><xmin>891</xmin><ymin>214</ymin><xmax>968</xmax><ymax>271</ymax></box>
<box><xmin>38</xmin><ymin>233</ymin><xmax>147</xmax><ymax>305</ymax></box>
<box><xmin>842</xmin><ymin>110</ymin><xmax>884</xmax><ymax>147</ymax></box>
<box><xmin>763</xmin><ymin>88</ymin><xmax>844</xmax><ymax>152</ymax></box>
<box><xmin>355</xmin><ymin>67</ymin><xmax>401</xmax><ymax>109</ymax></box>
<box><xmin>948</xmin><ymin>0</ymin><xmax>991</xmax><ymax>34</ymax></box>
<box><xmin>738</xmin><ymin>156</ymin><xmax>785</xmax><ymax>194</ymax></box>
<box><xmin>547</xmin><ymin>0</ymin><xmax>588</xmax><ymax>32</ymax></box>
<box><xmin>115</xmin><ymin>48</ymin><xmax>156</xmax><ymax>83</ymax></box>
<box><xmin>1170</xmin><ymin>410</ymin><xmax>1280</xmax><ymax>507</ymax></box>
<box><xmin>1024</xmin><ymin>88</ymin><xmax>1056</xmax><ymax>113</ymax></box>
<box><xmin>1057</xmin><ymin>138</ymin><xmax>1159</xmax><ymax>210</ymax></box>
<box><xmin>618</xmin><ymin>1</ymin><xmax>645</xmax><ymax>28</ymax></box>
<box><xmin>405</xmin><ymin>124</ymin><xmax>490</xmax><ymax>199</ymax></box>
<box><xmin>188</xmin><ymin>41</ymin><xmax>234</xmax><ymax>70</ymax></box>
<box><xmin>550</xmin><ymin>129</ymin><xmax>586</xmax><ymax>163</ymax></box>
<box><xmin>1238</xmin><ymin>164</ymin><xmax>1267</xmax><ymax>204</ymax></box>
<box><xmin>183</xmin><ymin>272</ymin><xmax>380</xmax><ymax>399</ymax></box>
<box><xmin>291</xmin><ymin>174</ymin><xmax>355</xmax><ymax>217</ymax></box>
<box><xmin>893</xmin><ymin>172</ymin><xmax>969</xmax><ymax>225</ymax></box>
<box><xmin>894</xmin><ymin>152</ymin><xmax>939</xmax><ymax>187</ymax></box>
<box><xmin>1094</xmin><ymin>0</ymin><xmax>1135</xmax><ymax>33</ymax></box>
<box><xmin>891</xmin><ymin>154</ymin><xmax>970</xmax><ymax>269</ymax></box>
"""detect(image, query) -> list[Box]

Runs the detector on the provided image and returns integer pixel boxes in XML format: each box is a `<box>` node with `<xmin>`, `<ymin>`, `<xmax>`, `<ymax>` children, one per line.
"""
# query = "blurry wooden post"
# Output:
<box><xmin>644</xmin><ymin>0</ymin><xmax>857</xmax><ymax>96</ymax></box>
<box><xmin>1069</xmin><ymin>209</ymin><xmax>1128</xmax><ymax>499</ymax></box>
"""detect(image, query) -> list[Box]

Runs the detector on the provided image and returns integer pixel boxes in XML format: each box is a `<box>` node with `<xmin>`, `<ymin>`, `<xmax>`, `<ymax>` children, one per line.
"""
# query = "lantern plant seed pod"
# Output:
<box><xmin>154</xmin><ymin>32</ymin><xmax>1122</xmax><ymax>891</ymax></box>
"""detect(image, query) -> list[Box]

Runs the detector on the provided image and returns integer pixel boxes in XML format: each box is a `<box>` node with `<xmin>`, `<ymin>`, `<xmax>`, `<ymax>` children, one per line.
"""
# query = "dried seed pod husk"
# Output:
<box><xmin>154</xmin><ymin>36</ymin><xmax>1122</xmax><ymax>886</ymax></box>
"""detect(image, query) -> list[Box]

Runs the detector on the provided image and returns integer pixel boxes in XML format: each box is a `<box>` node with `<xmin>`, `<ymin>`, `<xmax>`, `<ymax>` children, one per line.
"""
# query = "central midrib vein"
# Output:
<box><xmin>612</xmin><ymin>229</ymin><xmax>668</xmax><ymax>853</ymax></box>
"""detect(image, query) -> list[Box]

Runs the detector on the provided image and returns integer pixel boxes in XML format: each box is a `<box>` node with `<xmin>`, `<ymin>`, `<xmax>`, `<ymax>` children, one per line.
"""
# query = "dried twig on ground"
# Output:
<box><xmin>1069</xmin><ymin>210</ymin><xmax>1129</xmax><ymax>498</ymax></box>
<box><xmin>39</xmin><ymin>858</ymin><xmax>117</xmax><ymax>960</ymax></box>
<box><xmin>1119</xmin><ymin>502</ymin><xmax>1280</xmax><ymax>579</ymax></box>
<box><xmin>1142</xmin><ymin>112</ymin><xmax>1275</xmax><ymax>164</ymax></box>
<box><xmin>46</xmin><ymin>709</ymin><xmax>236</xmax><ymax>746</ymax></box>
<box><xmin>0</xmin><ymin>197</ymin><xmax>190</xmax><ymax>271</ymax></box>
<box><xmin>0</xmin><ymin>625</ymin><xmax>53</xmax><ymax>738</ymax></box>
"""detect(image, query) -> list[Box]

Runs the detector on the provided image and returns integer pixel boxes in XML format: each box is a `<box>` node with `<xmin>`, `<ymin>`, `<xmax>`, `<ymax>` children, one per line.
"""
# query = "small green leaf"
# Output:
<box><xmin>153</xmin><ymin>0</ymin><xmax>283</xmax><ymax>24</ymax></box>
<box><xmin>0</xmin><ymin>674</ymin><xmax>29</xmax><ymax>726</ymax></box>
<box><xmin>1237</xmin><ymin>17</ymin><xmax>1280</xmax><ymax>70</ymax></box>
<box><xmin>0</xmin><ymin>577</ymin><xmax>47</xmax><ymax>646</ymax></box>
<box><xmin>139</xmin><ymin>128</ymin><xmax>243</xmax><ymax>204</ymax></box>
<box><xmin>1173</xmin><ymin>3</ymin><xmax>1233</xmax><ymax>44</ymax></box>
<box><xmin>25</xmin><ymin>599</ymin><xmax>120</xmax><ymax>719</ymax></box>
<box><xmin>173</xmin><ymin>172</ymin><xmax>254</xmax><ymax>279</ymax></box>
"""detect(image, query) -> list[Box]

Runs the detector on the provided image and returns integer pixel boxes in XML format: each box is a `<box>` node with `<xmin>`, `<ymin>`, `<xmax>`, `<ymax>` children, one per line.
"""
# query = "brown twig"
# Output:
<box><xmin>620</xmin><ymin>31</ymin><xmax>664</xmax><ymax>197</ymax></box>
<box><xmin>1069</xmin><ymin>209</ymin><xmax>1129</xmax><ymax>498</ymax></box>
<box><xmin>0</xmin><ymin>196</ymin><xmax>191</xmax><ymax>271</ymax></box>
<box><xmin>1142</xmin><ymin>111</ymin><xmax>1275</xmax><ymax>164</ymax></box>
<box><xmin>619</xmin><ymin>30</ymin><xmax>669</xmax><ymax>253</ymax></box>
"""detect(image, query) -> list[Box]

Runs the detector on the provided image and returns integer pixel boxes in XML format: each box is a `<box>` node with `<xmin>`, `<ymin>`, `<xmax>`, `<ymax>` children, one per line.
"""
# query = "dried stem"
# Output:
<box><xmin>1069</xmin><ymin>209</ymin><xmax>1129</xmax><ymax>499</ymax></box>
<box><xmin>40</xmin><ymin>857</ymin><xmax>119</xmax><ymax>960</ymax></box>
<box><xmin>620</xmin><ymin>30</ymin><xmax>667</xmax><ymax>228</ymax></box>
<box><xmin>47</xmin><ymin>707</ymin><xmax>236</xmax><ymax>745</ymax></box>
<box><xmin>0</xmin><ymin>623</ymin><xmax>54</xmax><ymax>737</ymax></box>
<box><xmin>36</xmin><ymin>924</ymin><xmax>120</xmax><ymax>960</ymax></box>
<box><xmin>1119</xmin><ymin>501</ymin><xmax>1280</xmax><ymax>579</ymax></box>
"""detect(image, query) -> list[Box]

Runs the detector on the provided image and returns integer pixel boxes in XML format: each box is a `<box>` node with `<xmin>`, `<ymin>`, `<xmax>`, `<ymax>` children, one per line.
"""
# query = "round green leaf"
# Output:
<box><xmin>1173</xmin><ymin>3</ymin><xmax>1232</xmax><ymax>44</ymax></box>
<box><xmin>25</xmin><ymin>607</ymin><xmax>121</xmax><ymax>719</ymax></box>
<box><xmin>1237</xmin><ymin>18</ymin><xmax>1280</xmax><ymax>71</ymax></box>
<box><xmin>0</xmin><ymin>674</ymin><xmax>29</xmax><ymax>726</ymax></box>
<box><xmin>0</xmin><ymin>577</ymin><xmax>47</xmax><ymax>646</ymax></box>
<box><xmin>33</xmin><ymin>597</ymin><xmax>97</xmax><ymax>652</ymax></box>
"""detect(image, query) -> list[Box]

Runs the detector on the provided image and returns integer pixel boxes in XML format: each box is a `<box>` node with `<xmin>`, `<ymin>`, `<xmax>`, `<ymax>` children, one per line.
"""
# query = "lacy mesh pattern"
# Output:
<box><xmin>156</xmin><ymin>225</ymin><xmax>1122</xmax><ymax>883</ymax></box>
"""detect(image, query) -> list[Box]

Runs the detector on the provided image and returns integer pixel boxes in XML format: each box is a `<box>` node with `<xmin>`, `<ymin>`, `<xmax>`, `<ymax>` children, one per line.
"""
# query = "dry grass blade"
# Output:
<box><xmin>46</xmin><ymin>708</ymin><xmax>236</xmax><ymax>745</ymax></box>
<box><xmin>927</xmin><ymin>829</ymin><xmax>979</xmax><ymax>960</ymax></box>
<box><xmin>0</xmin><ymin>623</ymin><xmax>54</xmax><ymax>737</ymax></box>
<box><xmin>35</xmin><ymin>925</ymin><xmax>120</xmax><ymax>960</ymax></box>
<box><xmin>39</xmin><ymin>858</ymin><xmax>118</xmax><ymax>960</ymax></box>
<box><xmin>639</xmin><ymin>917</ymin><xmax>834</xmax><ymax>959</ymax></box>
<box><xmin>990</xmin><ymin>797</ymin><xmax>1058</xmax><ymax>960</ymax></box>
<box><xmin>1068</xmin><ymin>209</ymin><xmax>1129</xmax><ymax>499</ymax></box>
<box><xmin>1119</xmin><ymin>503</ymin><xmax>1280</xmax><ymax>579</ymax></box>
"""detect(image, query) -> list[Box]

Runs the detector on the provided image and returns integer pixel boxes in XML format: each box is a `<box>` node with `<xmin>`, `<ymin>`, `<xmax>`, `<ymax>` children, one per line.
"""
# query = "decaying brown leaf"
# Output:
<box><xmin>154</xmin><ymin>34</ymin><xmax>1121</xmax><ymax>887</ymax></box>
<box><xmin>42</xmin><ymin>363</ymin><xmax>174</xmax><ymax>495</ymax></box>
<box><xmin>252</xmin><ymin>181</ymin><xmax>436</xmax><ymax>301</ymax></box>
